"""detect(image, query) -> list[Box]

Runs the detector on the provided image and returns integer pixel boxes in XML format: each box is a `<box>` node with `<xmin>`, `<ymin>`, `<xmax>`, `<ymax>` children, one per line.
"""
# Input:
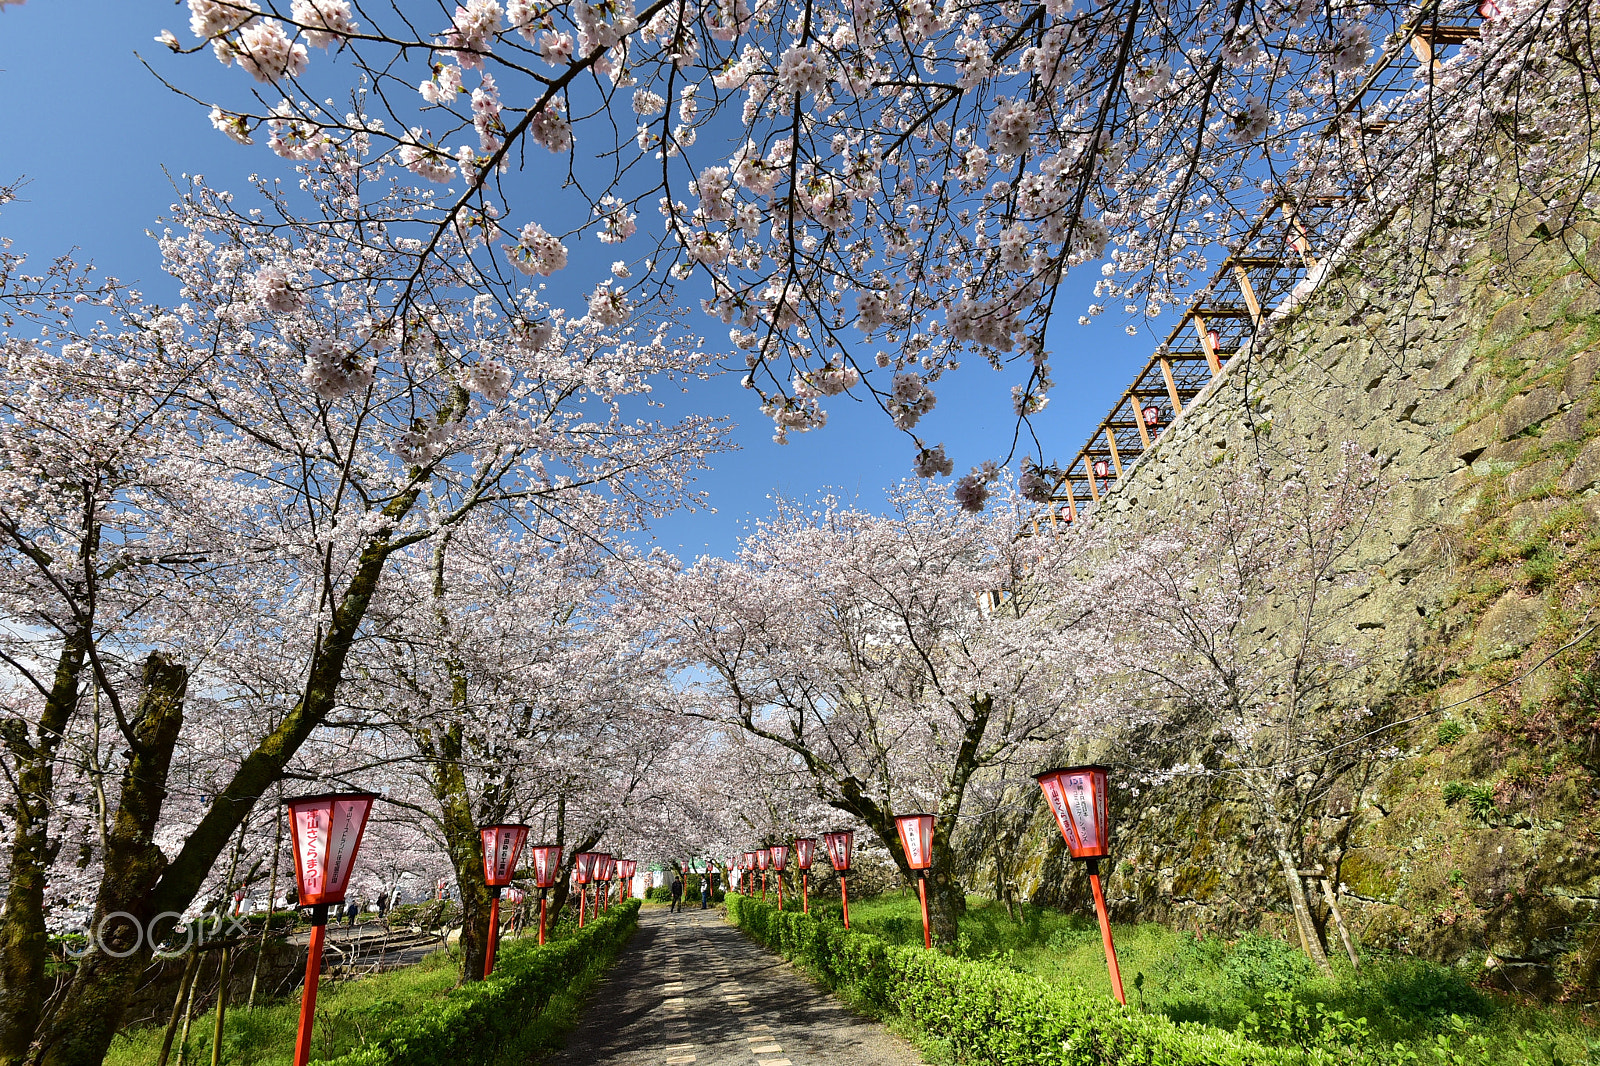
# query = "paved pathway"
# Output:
<box><xmin>544</xmin><ymin>904</ymin><xmax>926</xmax><ymax>1066</ymax></box>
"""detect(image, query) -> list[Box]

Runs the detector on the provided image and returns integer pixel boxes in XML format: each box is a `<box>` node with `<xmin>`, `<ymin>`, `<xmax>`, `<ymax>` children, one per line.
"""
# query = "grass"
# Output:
<box><xmin>103</xmin><ymin>915</ymin><xmax>602</xmax><ymax>1066</ymax></box>
<box><xmin>817</xmin><ymin>892</ymin><xmax>1598</xmax><ymax>1065</ymax></box>
<box><xmin>106</xmin><ymin>947</ymin><xmax>462</xmax><ymax>1066</ymax></box>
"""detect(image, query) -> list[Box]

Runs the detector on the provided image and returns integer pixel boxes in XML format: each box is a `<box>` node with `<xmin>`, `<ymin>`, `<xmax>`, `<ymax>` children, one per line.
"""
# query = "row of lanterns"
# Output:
<box><xmin>280</xmin><ymin>764</ymin><xmax>1124</xmax><ymax>1063</ymax></box>
<box><xmin>728</xmin><ymin>766</ymin><xmax>1125</xmax><ymax>1003</ymax></box>
<box><xmin>280</xmin><ymin>792</ymin><xmax>639</xmax><ymax>1066</ymax></box>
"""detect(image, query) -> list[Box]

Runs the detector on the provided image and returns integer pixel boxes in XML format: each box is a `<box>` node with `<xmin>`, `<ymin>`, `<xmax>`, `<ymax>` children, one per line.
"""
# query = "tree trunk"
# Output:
<box><xmin>434</xmin><ymin>751</ymin><xmax>491</xmax><ymax>982</ymax></box>
<box><xmin>36</xmin><ymin>504</ymin><xmax>410</xmax><ymax>1066</ymax></box>
<box><xmin>0</xmin><ymin>630</ymin><xmax>88</xmax><ymax>1066</ymax></box>
<box><xmin>38</xmin><ymin>653</ymin><xmax>188</xmax><ymax>1066</ymax></box>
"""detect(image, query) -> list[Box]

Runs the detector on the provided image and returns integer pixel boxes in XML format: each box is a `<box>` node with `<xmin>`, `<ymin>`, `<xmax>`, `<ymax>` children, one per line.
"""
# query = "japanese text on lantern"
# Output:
<box><xmin>296</xmin><ymin>808</ymin><xmax>324</xmax><ymax>897</ymax></box>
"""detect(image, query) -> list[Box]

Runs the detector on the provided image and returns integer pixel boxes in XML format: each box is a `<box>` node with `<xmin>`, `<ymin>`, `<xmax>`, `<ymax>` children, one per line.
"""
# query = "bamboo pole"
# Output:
<box><xmin>210</xmin><ymin>945</ymin><xmax>232</xmax><ymax>1066</ymax></box>
<box><xmin>156</xmin><ymin>952</ymin><xmax>201</xmax><ymax>1066</ymax></box>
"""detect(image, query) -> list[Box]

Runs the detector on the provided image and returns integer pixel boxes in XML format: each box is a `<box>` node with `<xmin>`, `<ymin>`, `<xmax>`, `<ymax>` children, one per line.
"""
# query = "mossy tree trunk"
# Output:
<box><xmin>35</xmin><ymin>498</ymin><xmax>416</xmax><ymax>1066</ymax></box>
<box><xmin>34</xmin><ymin>653</ymin><xmax>188</xmax><ymax>1066</ymax></box>
<box><xmin>0</xmin><ymin>630</ymin><xmax>89</xmax><ymax>1066</ymax></box>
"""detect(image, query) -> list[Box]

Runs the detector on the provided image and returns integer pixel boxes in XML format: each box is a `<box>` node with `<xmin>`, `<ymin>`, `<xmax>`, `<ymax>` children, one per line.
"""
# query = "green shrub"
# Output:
<box><xmin>1436</xmin><ymin>721</ymin><xmax>1467</xmax><ymax>745</ymax></box>
<box><xmin>1223</xmin><ymin>933</ymin><xmax>1317</xmax><ymax>994</ymax></box>
<box><xmin>317</xmin><ymin>898</ymin><xmax>639</xmax><ymax>1066</ymax></box>
<box><xmin>727</xmin><ymin>895</ymin><xmax>1316</xmax><ymax>1066</ymax></box>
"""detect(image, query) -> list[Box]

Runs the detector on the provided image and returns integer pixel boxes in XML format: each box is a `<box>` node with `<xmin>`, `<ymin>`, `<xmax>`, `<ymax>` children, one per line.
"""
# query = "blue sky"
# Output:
<box><xmin>0</xmin><ymin>1</ymin><xmax>1156</xmax><ymax>559</ymax></box>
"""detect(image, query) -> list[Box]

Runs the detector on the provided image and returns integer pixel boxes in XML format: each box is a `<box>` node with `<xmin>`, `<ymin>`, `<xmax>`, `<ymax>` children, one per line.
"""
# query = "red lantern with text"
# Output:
<box><xmin>1092</xmin><ymin>458</ymin><xmax>1110</xmax><ymax>481</ymax></box>
<box><xmin>794</xmin><ymin>838</ymin><xmax>817</xmax><ymax>913</ymax></box>
<box><xmin>285</xmin><ymin>792</ymin><xmax>377</xmax><ymax>1066</ymax></box>
<box><xmin>894</xmin><ymin>813</ymin><xmax>937</xmax><ymax>949</ymax></box>
<box><xmin>617</xmin><ymin>858</ymin><xmax>637</xmax><ymax>899</ymax></box>
<box><xmin>770</xmin><ymin>844</ymin><xmax>789</xmax><ymax>909</ymax></box>
<box><xmin>574</xmin><ymin>852</ymin><xmax>598</xmax><ymax>928</ymax></box>
<box><xmin>822</xmin><ymin>830</ymin><xmax>854</xmax><ymax>928</ymax></box>
<box><xmin>596</xmin><ymin>853</ymin><xmax>614</xmax><ymax>911</ymax></box>
<box><xmin>1036</xmin><ymin>766</ymin><xmax>1124</xmax><ymax>1004</ymax></box>
<box><xmin>755</xmin><ymin>847</ymin><xmax>770</xmax><ymax>901</ymax></box>
<box><xmin>1142</xmin><ymin>404</ymin><xmax>1161</xmax><ymax>429</ymax></box>
<box><xmin>479</xmin><ymin>824</ymin><xmax>529</xmax><ymax>978</ymax></box>
<box><xmin>527</xmin><ymin>843</ymin><xmax>562</xmax><ymax>945</ymax></box>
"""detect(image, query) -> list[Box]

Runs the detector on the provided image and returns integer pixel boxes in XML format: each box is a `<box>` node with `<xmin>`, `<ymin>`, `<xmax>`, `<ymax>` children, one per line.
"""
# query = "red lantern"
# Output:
<box><xmin>755</xmin><ymin>848</ymin><xmax>769</xmax><ymax>871</ymax></box>
<box><xmin>1478</xmin><ymin>0</ymin><xmax>1502</xmax><ymax>16</ymax></box>
<box><xmin>1035</xmin><ymin>766</ymin><xmax>1110</xmax><ymax>859</ymax></box>
<box><xmin>794</xmin><ymin>838</ymin><xmax>815</xmax><ymax>870</ymax></box>
<box><xmin>794</xmin><ymin>838</ymin><xmax>816</xmax><ymax>912</ymax></box>
<box><xmin>529</xmin><ymin>844</ymin><xmax>563</xmax><ymax>889</ymax></box>
<box><xmin>1142</xmin><ymin>404</ymin><xmax>1160</xmax><ymax>428</ymax></box>
<box><xmin>1206</xmin><ymin>328</ymin><xmax>1221</xmax><ymax>351</ymax></box>
<box><xmin>595</xmin><ymin>853</ymin><xmax>614</xmax><ymax>911</ymax></box>
<box><xmin>479</xmin><ymin>824</ymin><xmax>529</xmax><ymax>978</ymax></box>
<box><xmin>822</xmin><ymin>831</ymin><xmax>853</xmax><ymax>872</ymax></box>
<box><xmin>284</xmin><ymin>792</ymin><xmax>377</xmax><ymax>1066</ymax></box>
<box><xmin>770</xmin><ymin>844</ymin><xmax>790</xmax><ymax>908</ymax></box>
<box><xmin>894</xmin><ymin>813</ymin><xmax>937</xmax><ymax>950</ymax></box>
<box><xmin>1092</xmin><ymin>459</ymin><xmax>1110</xmax><ymax>479</ymax></box>
<box><xmin>574</xmin><ymin>851</ymin><xmax>599</xmax><ymax>928</ymax></box>
<box><xmin>1035</xmin><ymin>766</ymin><xmax>1124</xmax><ymax>1004</ymax></box>
<box><xmin>822</xmin><ymin>830</ymin><xmax>854</xmax><ymax>929</ymax></box>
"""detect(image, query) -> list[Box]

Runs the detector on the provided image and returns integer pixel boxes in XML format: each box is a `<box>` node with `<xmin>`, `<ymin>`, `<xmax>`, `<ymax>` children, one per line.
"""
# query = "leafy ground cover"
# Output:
<box><xmin>103</xmin><ymin>902</ymin><xmax>635</xmax><ymax>1066</ymax></box>
<box><xmin>805</xmin><ymin>893</ymin><xmax>1595</xmax><ymax>1065</ymax></box>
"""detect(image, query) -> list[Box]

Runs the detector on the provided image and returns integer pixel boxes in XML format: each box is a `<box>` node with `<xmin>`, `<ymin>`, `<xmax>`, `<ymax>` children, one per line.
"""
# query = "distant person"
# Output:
<box><xmin>376</xmin><ymin>892</ymin><xmax>389</xmax><ymax>918</ymax></box>
<box><xmin>345</xmin><ymin>900</ymin><xmax>359</xmax><ymax>928</ymax></box>
<box><xmin>669</xmin><ymin>877</ymin><xmax>683</xmax><ymax>913</ymax></box>
<box><xmin>700</xmin><ymin>878</ymin><xmax>709</xmax><ymax>910</ymax></box>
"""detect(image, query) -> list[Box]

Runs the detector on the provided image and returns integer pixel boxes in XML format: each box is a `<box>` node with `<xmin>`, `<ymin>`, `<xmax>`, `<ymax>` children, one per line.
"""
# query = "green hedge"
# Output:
<box><xmin>317</xmin><ymin>899</ymin><xmax>639</xmax><ymax>1066</ymax></box>
<box><xmin>726</xmin><ymin>896</ymin><xmax>1339</xmax><ymax>1066</ymax></box>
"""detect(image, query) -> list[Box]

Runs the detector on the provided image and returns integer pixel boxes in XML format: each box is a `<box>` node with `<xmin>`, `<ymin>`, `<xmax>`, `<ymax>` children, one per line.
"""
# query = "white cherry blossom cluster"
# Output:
<box><xmin>507</xmin><ymin>221</ymin><xmax>568</xmax><ymax>275</ymax></box>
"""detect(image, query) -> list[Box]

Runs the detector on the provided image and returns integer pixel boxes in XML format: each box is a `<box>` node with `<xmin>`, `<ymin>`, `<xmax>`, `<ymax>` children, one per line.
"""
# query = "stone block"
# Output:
<box><xmin>1505</xmin><ymin>498</ymin><xmax>1557</xmax><ymax>535</ymax></box>
<box><xmin>1563</xmin><ymin>349</ymin><xmax>1599</xmax><ymax>399</ymax></box>
<box><xmin>1426</xmin><ymin>342</ymin><xmax>1474</xmax><ymax>392</ymax></box>
<box><xmin>1504</xmin><ymin>329</ymin><xmax>1558</xmax><ymax>371</ymax></box>
<box><xmin>1541</xmin><ymin>399</ymin><xmax>1589</xmax><ymax>445</ymax></box>
<box><xmin>1506</xmin><ymin>458</ymin><xmax>1562</xmax><ymax>500</ymax></box>
<box><xmin>1486</xmin><ymin>298</ymin><xmax>1533</xmax><ymax>347</ymax></box>
<box><xmin>1474</xmin><ymin>591</ymin><xmax>1547</xmax><ymax>660</ymax></box>
<box><xmin>1501</xmin><ymin>388</ymin><xmax>1563</xmax><ymax>437</ymax></box>
<box><xmin>1482</xmin><ymin>437</ymin><xmax>1539</xmax><ymax>464</ymax></box>
<box><xmin>1530</xmin><ymin>273</ymin><xmax>1592</xmax><ymax>329</ymax></box>
<box><xmin>1452</xmin><ymin>415</ymin><xmax>1502</xmax><ymax>464</ymax></box>
<box><xmin>1562</xmin><ymin>438</ymin><xmax>1600</xmax><ymax>492</ymax></box>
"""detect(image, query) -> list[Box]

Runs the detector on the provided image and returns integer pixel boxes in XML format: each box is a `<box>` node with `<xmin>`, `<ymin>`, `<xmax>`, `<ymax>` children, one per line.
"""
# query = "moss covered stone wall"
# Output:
<box><xmin>999</xmin><ymin>211</ymin><xmax>1600</xmax><ymax>1000</ymax></box>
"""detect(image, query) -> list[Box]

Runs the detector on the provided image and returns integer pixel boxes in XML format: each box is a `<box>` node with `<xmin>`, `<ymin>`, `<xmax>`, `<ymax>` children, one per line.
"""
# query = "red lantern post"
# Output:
<box><xmin>574</xmin><ymin>852</ymin><xmax>598</xmax><ymax>928</ymax></box>
<box><xmin>822</xmin><ymin>830</ymin><xmax>854</xmax><ymax>929</ymax></box>
<box><xmin>597</xmin><ymin>854</ymin><xmax>614</xmax><ymax>911</ymax></box>
<box><xmin>1036</xmin><ymin>766</ymin><xmax>1124</xmax><ymax>1004</ymax></box>
<box><xmin>769</xmin><ymin>844</ymin><xmax>789</xmax><ymax>909</ymax></box>
<box><xmin>285</xmin><ymin>792</ymin><xmax>377</xmax><ymax>1066</ymax></box>
<box><xmin>894</xmin><ymin>814</ymin><xmax>937</xmax><ymax>949</ymax></box>
<box><xmin>617</xmin><ymin>858</ymin><xmax>636</xmax><ymax>899</ymax></box>
<box><xmin>480</xmin><ymin>824</ymin><xmax>529</xmax><ymax>978</ymax></box>
<box><xmin>741</xmin><ymin>851</ymin><xmax>754</xmax><ymax>895</ymax></box>
<box><xmin>755</xmin><ymin>847</ymin><xmax>770</xmax><ymax>901</ymax></box>
<box><xmin>528</xmin><ymin>843</ymin><xmax>562</xmax><ymax>945</ymax></box>
<box><xmin>794</xmin><ymin>838</ymin><xmax>816</xmax><ymax>913</ymax></box>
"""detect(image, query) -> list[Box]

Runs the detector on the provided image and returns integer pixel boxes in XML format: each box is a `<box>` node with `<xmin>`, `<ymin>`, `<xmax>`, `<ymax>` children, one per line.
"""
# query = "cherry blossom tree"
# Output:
<box><xmin>1079</xmin><ymin>444</ymin><xmax>1387</xmax><ymax>973</ymax></box>
<box><xmin>639</xmin><ymin>479</ymin><xmax>1097</xmax><ymax>943</ymax></box>
<box><xmin>158</xmin><ymin>0</ymin><xmax>1600</xmax><ymax>476</ymax></box>
<box><xmin>0</xmin><ymin>150</ymin><xmax>726</xmax><ymax>1063</ymax></box>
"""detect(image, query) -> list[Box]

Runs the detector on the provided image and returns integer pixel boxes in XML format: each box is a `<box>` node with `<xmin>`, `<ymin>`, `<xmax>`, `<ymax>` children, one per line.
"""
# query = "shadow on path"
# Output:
<box><xmin>541</xmin><ymin>904</ymin><xmax>926</xmax><ymax>1066</ymax></box>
